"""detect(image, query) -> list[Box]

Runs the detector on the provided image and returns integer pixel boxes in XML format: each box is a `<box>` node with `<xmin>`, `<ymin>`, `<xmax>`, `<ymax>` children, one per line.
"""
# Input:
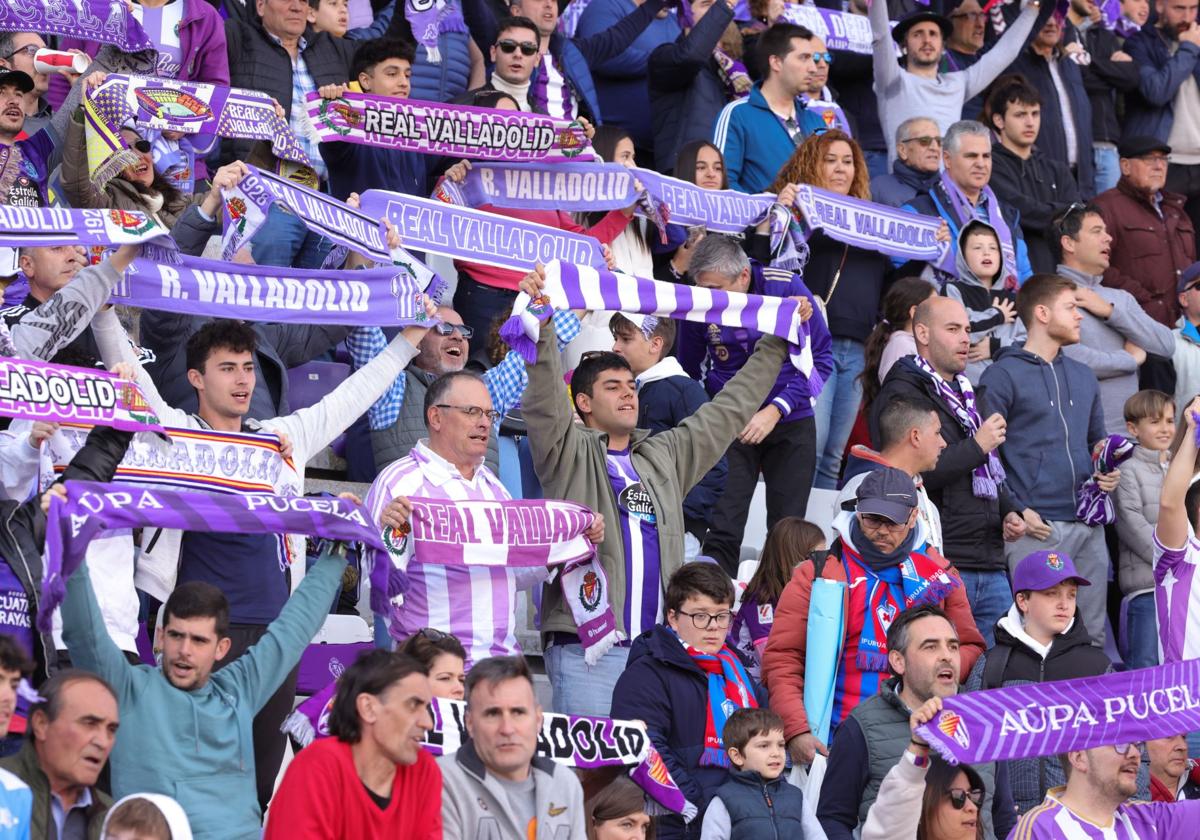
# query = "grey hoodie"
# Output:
<box><xmin>979</xmin><ymin>344</ymin><xmax>1105</xmax><ymax>520</ymax></box>
<box><xmin>1056</xmin><ymin>264</ymin><xmax>1175</xmax><ymax>434</ymax></box>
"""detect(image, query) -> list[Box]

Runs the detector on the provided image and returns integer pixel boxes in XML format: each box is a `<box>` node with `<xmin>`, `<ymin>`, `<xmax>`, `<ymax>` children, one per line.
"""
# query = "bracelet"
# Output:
<box><xmin>909</xmin><ymin>738</ymin><xmax>929</xmax><ymax>748</ymax></box>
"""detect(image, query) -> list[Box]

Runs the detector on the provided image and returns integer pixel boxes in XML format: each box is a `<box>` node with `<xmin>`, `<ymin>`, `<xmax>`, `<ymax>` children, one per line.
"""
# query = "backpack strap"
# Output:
<box><xmin>811</xmin><ymin>539</ymin><xmax>842</xmax><ymax>580</ymax></box>
<box><xmin>982</xmin><ymin>644</ymin><xmax>1011</xmax><ymax>691</ymax></box>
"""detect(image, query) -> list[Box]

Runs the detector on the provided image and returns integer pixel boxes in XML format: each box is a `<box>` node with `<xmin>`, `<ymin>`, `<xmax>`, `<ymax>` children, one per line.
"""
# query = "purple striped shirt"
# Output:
<box><xmin>605</xmin><ymin>449</ymin><xmax>662</xmax><ymax>639</ymax></box>
<box><xmin>364</xmin><ymin>441</ymin><xmax>545</xmax><ymax>667</ymax></box>
<box><xmin>1011</xmin><ymin>788</ymin><xmax>1200</xmax><ymax>838</ymax></box>
<box><xmin>1153</xmin><ymin>531</ymin><xmax>1200</xmax><ymax>663</ymax></box>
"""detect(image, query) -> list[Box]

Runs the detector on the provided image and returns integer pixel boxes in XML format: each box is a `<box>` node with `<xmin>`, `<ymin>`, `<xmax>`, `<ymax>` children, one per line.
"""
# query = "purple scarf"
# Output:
<box><xmin>0</xmin><ymin>358</ymin><xmax>164</xmax><ymax>434</ymax></box>
<box><xmin>1075</xmin><ymin>434</ymin><xmax>1136</xmax><ymax>526</ymax></box>
<box><xmin>917</xmin><ymin>658</ymin><xmax>1200</xmax><ymax>765</ymax></box>
<box><xmin>792</xmin><ymin>184</ymin><xmax>948</xmax><ymax>263</ymax></box>
<box><xmin>912</xmin><ymin>355</ymin><xmax>1006</xmax><ymax>498</ymax></box>
<box><xmin>937</xmin><ymin>171</ymin><xmax>1019</xmax><ymax>285</ymax></box>
<box><xmin>43</xmin><ymin>480</ymin><xmax>386</xmax><ymax>632</ymax></box>
<box><xmin>404</xmin><ymin>0</ymin><xmax>468</xmax><ymax>63</ymax></box>
<box><xmin>0</xmin><ymin>206</ymin><xmax>177</xmax><ymax>264</ymax></box>
<box><xmin>0</xmin><ymin>0</ymin><xmax>153</xmax><ymax>53</ymax></box>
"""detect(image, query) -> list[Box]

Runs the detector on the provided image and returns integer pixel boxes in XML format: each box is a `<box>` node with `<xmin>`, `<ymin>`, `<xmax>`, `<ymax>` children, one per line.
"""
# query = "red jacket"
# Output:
<box><xmin>761</xmin><ymin>538</ymin><xmax>985</xmax><ymax>742</ymax></box>
<box><xmin>264</xmin><ymin>737</ymin><xmax>443</xmax><ymax>840</ymax></box>
<box><xmin>1094</xmin><ymin>176</ymin><xmax>1196</xmax><ymax>328</ymax></box>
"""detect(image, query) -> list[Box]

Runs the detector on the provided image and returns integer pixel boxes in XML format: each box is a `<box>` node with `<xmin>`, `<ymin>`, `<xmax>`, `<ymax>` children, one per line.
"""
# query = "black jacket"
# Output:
<box><xmin>1070</xmin><ymin>22</ymin><xmax>1141</xmax><ymax>144</ymax></box>
<box><xmin>988</xmin><ymin>141</ymin><xmax>1082</xmax><ymax>274</ymax></box>
<box><xmin>802</xmin><ymin>232</ymin><xmax>893</xmax><ymax>344</ymax></box>
<box><xmin>0</xmin><ymin>426</ymin><xmax>132</xmax><ymax>682</ymax></box>
<box><xmin>869</xmin><ymin>356</ymin><xmax>1018</xmax><ymax>572</ymax></box>
<box><xmin>222</xmin><ymin>20</ymin><xmax>357</xmax><ymax>164</ymax></box>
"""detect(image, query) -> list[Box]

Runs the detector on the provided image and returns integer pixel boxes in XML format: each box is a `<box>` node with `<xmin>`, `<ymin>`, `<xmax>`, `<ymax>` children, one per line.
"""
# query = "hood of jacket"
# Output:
<box><xmin>636</xmin><ymin>356</ymin><xmax>689</xmax><ymax>387</ymax></box>
<box><xmin>954</xmin><ymin>218</ymin><xmax>1005</xmax><ymax>290</ymax></box>
<box><xmin>101</xmin><ymin>793</ymin><xmax>193</xmax><ymax>840</ymax></box>
<box><xmin>994</xmin><ymin>602</ymin><xmax>1086</xmax><ymax>660</ymax></box>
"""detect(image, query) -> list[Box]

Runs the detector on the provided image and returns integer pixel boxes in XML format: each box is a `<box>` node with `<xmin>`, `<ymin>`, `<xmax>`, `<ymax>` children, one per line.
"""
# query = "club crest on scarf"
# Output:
<box><xmin>875</xmin><ymin>601</ymin><xmax>897</xmax><ymax>631</ymax></box>
<box><xmin>937</xmin><ymin>710</ymin><xmax>971</xmax><ymax>749</ymax></box>
<box><xmin>315</xmin><ymin>98</ymin><xmax>362</xmax><ymax>136</ymax></box>
<box><xmin>108</xmin><ymin>208</ymin><xmax>156</xmax><ymax>238</ymax></box>
<box><xmin>382</xmin><ymin>525</ymin><xmax>410</xmax><ymax>558</ymax></box>
<box><xmin>556</xmin><ymin>122</ymin><xmax>588</xmax><ymax>158</ymax></box>
<box><xmin>579</xmin><ymin>570</ymin><xmax>603</xmax><ymax>612</ymax></box>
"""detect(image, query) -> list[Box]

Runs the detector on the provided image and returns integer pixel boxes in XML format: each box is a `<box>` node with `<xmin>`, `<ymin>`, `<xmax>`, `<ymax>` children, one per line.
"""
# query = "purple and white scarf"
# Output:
<box><xmin>360</xmin><ymin>188</ymin><xmax>607</xmax><ymax>271</ymax></box>
<box><xmin>306</xmin><ymin>91</ymin><xmax>593</xmax><ymax>162</ymax></box>
<box><xmin>89</xmin><ymin>75</ymin><xmax>311</xmax><ymax>167</ymax></box>
<box><xmin>110</xmin><ymin>254</ymin><xmax>435</xmax><ymax>327</ymax></box>
<box><xmin>0</xmin><ymin>206</ymin><xmax>177</xmax><ymax>265</ymax></box>
<box><xmin>500</xmin><ymin>261</ymin><xmax>822</xmax><ymax>390</ymax></box>
<box><xmin>0</xmin><ymin>358</ymin><xmax>163</xmax><ymax>434</ymax></box>
<box><xmin>780</xmin><ymin>4</ymin><xmax>884</xmax><ymax>54</ymax></box>
<box><xmin>792</xmin><ymin>184</ymin><xmax>949</xmax><ymax>264</ymax></box>
<box><xmin>912</xmin><ymin>355</ymin><xmax>1006</xmax><ymax>498</ymax></box>
<box><xmin>1075</xmin><ymin>434</ymin><xmax>1136</xmax><ymax>526</ymax></box>
<box><xmin>404</xmin><ymin>0</ymin><xmax>468</xmax><ymax>63</ymax></box>
<box><xmin>43</xmin><ymin>480</ymin><xmax>385</xmax><ymax>632</ymax></box>
<box><xmin>917</xmin><ymin>658</ymin><xmax>1200</xmax><ymax>765</ymax></box>
<box><xmin>937</xmin><ymin>171</ymin><xmax>1019</xmax><ymax>286</ymax></box>
<box><xmin>0</xmin><ymin>0</ymin><xmax>154</xmax><ymax>53</ymax></box>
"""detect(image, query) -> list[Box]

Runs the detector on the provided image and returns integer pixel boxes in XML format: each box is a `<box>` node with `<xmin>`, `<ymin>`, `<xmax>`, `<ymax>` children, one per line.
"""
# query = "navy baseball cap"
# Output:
<box><xmin>855</xmin><ymin>467</ymin><xmax>918</xmax><ymax>523</ymax></box>
<box><xmin>1011</xmin><ymin>550</ymin><xmax>1091</xmax><ymax>593</ymax></box>
<box><xmin>1179</xmin><ymin>261</ymin><xmax>1200</xmax><ymax>294</ymax></box>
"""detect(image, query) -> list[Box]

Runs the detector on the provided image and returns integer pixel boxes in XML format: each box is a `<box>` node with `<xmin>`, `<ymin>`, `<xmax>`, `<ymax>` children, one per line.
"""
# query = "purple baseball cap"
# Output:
<box><xmin>1011</xmin><ymin>550</ymin><xmax>1092</xmax><ymax>593</ymax></box>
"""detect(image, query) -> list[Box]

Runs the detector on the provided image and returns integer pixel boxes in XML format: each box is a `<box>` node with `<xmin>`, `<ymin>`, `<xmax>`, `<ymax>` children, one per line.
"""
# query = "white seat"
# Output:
<box><xmin>310</xmin><ymin>613</ymin><xmax>372</xmax><ymax>645</ymax></box>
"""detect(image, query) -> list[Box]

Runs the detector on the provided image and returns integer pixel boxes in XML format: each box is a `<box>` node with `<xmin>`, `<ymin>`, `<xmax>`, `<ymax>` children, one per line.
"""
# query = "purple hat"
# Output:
<box><xmin>1011</xmin><ymin>550</ymin><xmax>1091</xmax><ymax>593</ymax></box>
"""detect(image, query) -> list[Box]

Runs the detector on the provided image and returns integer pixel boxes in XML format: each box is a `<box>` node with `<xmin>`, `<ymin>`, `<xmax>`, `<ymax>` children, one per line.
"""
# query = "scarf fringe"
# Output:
<box><xmin>140</xmin><ymin>240</ymin><xmax>180</xmax><ymax>266</ymax></box>
<box><xmin>91</xmin><ymin>149</ymin><xmax>143</xmax><ymax>193</ymax></box>
<box><xmin>698</xmin><ymin>746</ymin><xmax>731</xmax><ymax>768</ymax></box>
<box><xmin>918</xmin><ymin>574</ymin><xmax>960</xmax><ymax>609</ymax></box>
<box><xmin>499</xmin><ymin>313</ymin><xmax>537</xmax><ymax>363</ymax></box>
<box><xmin>582</xmin><ymin>627</ymin><xmax>622</xmax><ymax>666</ymax></box>
<box><xmin>281</xmin><ymin>709</ymin><xmax>316</xmax><ymax>747</ymax></box>
<box><xmin>972</xmin><ymin>474</ymin><xmax>999</xmax><ymax>499</ymax></box>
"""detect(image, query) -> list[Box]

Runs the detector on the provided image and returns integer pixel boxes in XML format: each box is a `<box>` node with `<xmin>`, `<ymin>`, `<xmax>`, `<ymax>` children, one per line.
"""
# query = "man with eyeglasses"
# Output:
<box><xmin>797</xmin><ymin>35</ymin><xmax>852</xmax><ymax>136</ymax></box>
<box><xmin>611</xmin><ymin>561</ymin><xmax>767</xmax><ymax>840</ymax></box>
<box><xmin>1013</xmin><ymin>739</ymin><xmax>1200</xmax><ymax>836</ymax></box>
<box><xmin>871</xmin><ymin>0</ymin><xmax>1046</xmax><ymax>167</ymax></box>
<box><xmin>943</xmin><ymin>0</ymin><xmax>988</xmax><ymax>118</ymax></box>
<box><xmin>1095</xmin><ymin>136</ymin><xmax>1198</xmax><ymax>334</ymax></box>
<box><xmin>871</xmin><ymin>116</ymin><xmax>943</xmax><ymax>207</ymax></box>
<box><xmin>364</xmin><ymin>369</ymin><xmax>604</xmax><ymax>666</ymax></box>
<box><xmin>762</xmin><ymin>469</ymin><xmax>985</xmax><ymax>772</ymax></box>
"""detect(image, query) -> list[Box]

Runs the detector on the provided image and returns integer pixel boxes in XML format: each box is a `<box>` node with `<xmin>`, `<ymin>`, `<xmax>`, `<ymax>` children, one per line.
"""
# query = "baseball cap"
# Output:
<box><xmin>1011</xmin><ymin>550</ymin><xmax>1092</xmax><ymax>593</ymax></box>
<box><xmin>855</xmin><ymin>467</ymin><xmax>918</xmax><ymax>523</ymax></box>
<box><xmin>1117</xmin><ymin>135</ymin><xmax>1171</xmax><ymax>159</ymax></box>
<box><xmin>892</xmin><ymin>10</ymin><xmax>953</xmax><ymax>44</ymax></box>
<box><xmin>0</xmin><ymin>69</ymin><xmax>33</xmax><ymax>95</ymax></box>
<box><xmin>1179</xmin><ymin>261</ymin><xmax>1200</xmax><ymax>294</ymax></box>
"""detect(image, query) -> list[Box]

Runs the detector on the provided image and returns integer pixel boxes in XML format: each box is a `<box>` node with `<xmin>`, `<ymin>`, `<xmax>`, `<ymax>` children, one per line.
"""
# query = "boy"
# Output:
<box><xmin>941</xmin><ymin>220</ymin><xmax>1024</xmax><ymax>383</ymax></box>
<box><xmin>610</xmin><ymin>313</ymin><xmax>726</xmax><ymax>558</ymax></box>
<box><xmin>700</xmin><ymin>708</ymin><xmax>824</xmax><ymax>839</ymax></box>
<box><xmin>102</xmin><ymin>795</ymin><xmax>191</xmax><ymax>840</ymax></box>
<box><xmin>1114</xmin><ymin>389</ymin><xmax>1175</xmax><ymax>668</ymax></box>
<box><xmin>316</xmin><ymin>38</ymin><xmax>426</xmax><ymax>201</ymax></box>
<box><xmin>1151</xmin><ymin>393</ymin><xmax>1200</xmax><ymax>662</ymax></box>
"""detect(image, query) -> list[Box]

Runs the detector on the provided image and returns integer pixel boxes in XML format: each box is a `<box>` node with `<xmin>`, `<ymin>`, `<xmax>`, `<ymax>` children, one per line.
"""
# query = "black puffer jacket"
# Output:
<box><xmin>0</xmin><ymin>426</ymin><xmax>132</xmax><ymax>682</ymax></box>
<box><xmin>869</xmin><ymin>356</ymin><xmax>1018</xmax><ymax>572</ymax></box>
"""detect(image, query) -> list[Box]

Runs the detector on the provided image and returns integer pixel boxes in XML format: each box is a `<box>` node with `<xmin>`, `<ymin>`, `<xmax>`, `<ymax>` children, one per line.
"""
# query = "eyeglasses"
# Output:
<box><xmin>1134</xmin><ymin>154</ymin><xmax>1170</xmax><ymax>166</ymax></box>
<box><xmin>946</xmin><ymin>788</ymin><xmax>985</xmax><ymax>809</ymax></box>
<box><xmin>417</xmin><ymin>627</ymin><xmax>451</xmax><ymax>642</ymax></box>
<box><xmin>435</xmin><ymin>403</ymin><xmax>502</xmax><ymax>422</ymax></box>
<box><xmin>496</xmin><ymin>39</ymin><xmax>539</xmax><ymax>56</ymax></box>
<box><xmin>950</xmin><ymin>10</ymin><xmax>987</xmax><ymax>21</ymax></box>
<box><xmin>433</xmin><ymin>322</ymin><xmax>473</xmax><ymax>338</ymax></box>
<box><xmin>859</xmin><ymin>513</ymin><xmax>909</xmax><ymax>531</ymax></box>
<box><xmin>674</xmin><ymin>609</ymin><xmax>734</xmax><ymax>629</ymax></box>
<box><xmin>901</xmin><ymin>135</ymin><xmax>942</xmax><ymax>147</ymax></box>
<box><xmin>1111</xmin><ymin>741</ymin><xmax>1145</xmax><ymax>757</ymax></box>
<box><xmin>1</xmin><ymin>44</ymin><xmax>39</xmax><ymax>62</ymax></box>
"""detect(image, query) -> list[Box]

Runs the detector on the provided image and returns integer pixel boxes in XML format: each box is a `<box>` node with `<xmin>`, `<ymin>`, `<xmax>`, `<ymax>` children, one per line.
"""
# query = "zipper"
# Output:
<box><xmin>1047</xmin><ymin>360</ymin><xmax>1077</xmax><ymax>501</ymax></box>
<box><xmin>762</xmin><ymin>783</ymin><xmax>779</xmax><ymax>840</ymax></box>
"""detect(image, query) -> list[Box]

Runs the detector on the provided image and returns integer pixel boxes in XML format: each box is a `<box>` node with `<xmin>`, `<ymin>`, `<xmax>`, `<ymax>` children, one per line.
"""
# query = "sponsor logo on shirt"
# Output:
<box><xmin>618</xmin><ymin>482</ymin><xmax>656</xmax><ymax>524</ymax></box>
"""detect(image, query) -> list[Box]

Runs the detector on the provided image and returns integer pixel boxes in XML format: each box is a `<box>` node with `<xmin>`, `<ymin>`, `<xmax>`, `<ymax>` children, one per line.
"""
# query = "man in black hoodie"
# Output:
<box><xmin>987</xmin><ymin>76</ymin><xmax>1082</xmax><ymax>273</ymax></box>
<box><xmin>870</xmin><ymin>296</ymin><xmax>1026</xmax><ymax>645</ymax></box>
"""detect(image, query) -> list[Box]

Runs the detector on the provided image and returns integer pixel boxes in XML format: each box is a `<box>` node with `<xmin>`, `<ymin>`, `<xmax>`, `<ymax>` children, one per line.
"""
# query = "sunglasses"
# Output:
<box><xmin>813</xmin><ymin>51</ymin><xmax>833</xmax><ymax>64</ymax></box>
<box><xmin>902</xmin><ymin>135</ymin><xmax>942</xmax><ymax>147</ymax></box>
<box><xmin>946</xmin><ymin>788</ymin><xmax>984</xmax><ymax>809</ymax></box>
<box><xmin>433</xmin><ymin>322</ymin><xmax>473</xmax><ymax>338</ymax></box>
<box><xmin>417</xmin><ymin>627</ymin><xmax>451</xmax><ymax>642</ymax></box>
<box><xmin>496</xmin><ymin>39</ymin><xmax>538</xmax><ymax>57</ymax></box>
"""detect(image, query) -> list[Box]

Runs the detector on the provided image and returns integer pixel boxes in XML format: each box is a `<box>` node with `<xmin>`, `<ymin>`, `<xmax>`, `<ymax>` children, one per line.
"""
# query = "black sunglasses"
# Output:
<box><xmin>946</xmin><ymin>788</ymin><xmax>984</xmax><ymax>809</ymax></box>
<box><xmin>433</xmin><ymin>322</ymin><xmax>473</xmax><ymax>338</ymax></box>
<box><xmin>496</xmin><ymin>39</ymin><xmax>538</xmax><ymax>57</ymax></box>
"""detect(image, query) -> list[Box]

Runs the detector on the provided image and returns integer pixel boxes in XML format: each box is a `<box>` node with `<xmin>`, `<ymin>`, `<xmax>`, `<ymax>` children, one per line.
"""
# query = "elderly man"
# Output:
<box><xmin>820</xmin><ymin>606</ymin><xmax>1013</xmax><ymax>840</ymax></box>
<box><xmin>1012</xmin><ymin>741</ymin><xmax>1200</xmax><ymax>834</ymax></box>
<box><xmin>1148</xmin><ymin>734</ymin><xmax>1200</xmax><ymax>801</ymax></box>
<box><xmin>871</xmin><ymin>116</ymin><xmax>943</xmax><ymax>207</ymax></box>
<box><xmin>439</xmin><ymin>656</ymin><xmax>586</xmax><ymax>840</ymax></box>
<box><xmin>872</xmin><ymin>0</ymin><xmax>1044</xmax><ymax>165</ymax></box>
<box><xmin>0</xmin><ymin>671</ymin><xmax>118</xmax><ymax>840</ymax></box>
<box><xmin>761</xmin><ymin>468</ymin><xmax>985</xmax><ymax>766</ymax></box>
<box><xmin>1053</xmin><ymin>203</ymin><xmax>1175</xmax><ymax>432</ymax></box>
<box><xmin>871</xmin><ymin>297</ymin><xmax>1025</xmax><ymax>645</ymax></box>
<box><xmin>265</xmin><ymin>651</ymin><xmax>442</xmax><ymax>837</ymax></box>
<box><xmin>903</xmin><ymin>120</ymin><xmax>1033</xmax><ymax>282</ymax></box>
<box><xmin>364</xmin><ymin>369</ymin><xmax>602</xmax><ymax>665</ymax></box>
<box><xmin>1095</xmin><ymin>136</ymin><xmax>1198</xmax><ymax>330</ymax></box>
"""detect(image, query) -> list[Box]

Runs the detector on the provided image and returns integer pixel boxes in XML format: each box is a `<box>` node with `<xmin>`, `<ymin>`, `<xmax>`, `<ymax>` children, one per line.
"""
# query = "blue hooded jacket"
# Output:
<box><xmin>711</xmin><ymin>83</ymin><xmax>827</xmax><ymax>193</ymax></box>
<box><xmin>978</xmin><ymin>344</ymin><xmax>1106</xmax><ymax>520</ymax></box>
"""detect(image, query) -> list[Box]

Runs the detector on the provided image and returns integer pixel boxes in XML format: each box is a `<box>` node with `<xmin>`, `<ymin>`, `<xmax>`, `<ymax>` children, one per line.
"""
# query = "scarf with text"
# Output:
<box><xmin>792</xmin><ymin>184</ymin><xmax>949</xmax><ymax>264</ymax></box>
<box><xmin>843</xmin><ymin>541</ymin><xmax>958</xmax><ymax>672</ymax></box>
<box><xmin>306</xmin><ymin>91</ymin><xmax>593</xmax><ymax>161</ymax></box>
<box><xmin>912</xmin><ymin>355</ymin><xmax>1006</xmax><ymax>498</ymax></box>
<box><xmin>1075</xmin><ymin>434</ymin><xmax>1136</xmax><ymax>526</ymax></box>
<box><xmin>685</xmin><ymin>643</ymin><xmax>759</xmax><ymax>767</ymax></box>
<box><xmin>916</xmin><ymin>659</ymin><xmax>1200</xmax><ymax>765</ymax></box>
<box><xmin>0</xmin><ymin>0</ymin><xmax>154</xmax><ymax>52</ymax></box>
<box><xmin>43</xmin><ymin>480</ymin><xmax>383</xmax><ymax>631</ymax></box>
<box><xmin>937</xmin><ymin>171</ymin><xmax>1019</xmax><ymax>284</ymax></box>
<box><xmin>0</xmin><ymin>359</ymin><xmax>163</xmax><ymax>434</ymax></box>
<box><xmin>0</xmin><ymin>206</ymin><xmax>177</xmax><ymax>265</ymax></box>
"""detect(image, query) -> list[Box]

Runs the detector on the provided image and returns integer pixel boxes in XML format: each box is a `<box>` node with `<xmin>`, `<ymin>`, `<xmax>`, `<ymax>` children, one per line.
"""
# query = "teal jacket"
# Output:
<box><xmin>61</xmin><ymin>549</ymin><xmax>346</xmax><ymax>840</ymax></box>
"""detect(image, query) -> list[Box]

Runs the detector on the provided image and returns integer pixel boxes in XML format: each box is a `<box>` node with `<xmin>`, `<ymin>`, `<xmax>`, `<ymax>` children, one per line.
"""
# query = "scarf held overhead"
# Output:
<box><xmin>42</xmin><ymin>480</ymin><xmax>385</xmax><ymax>632</ymax></box>
<box><xmin>0</xmin><ymin>359</ymin><xmax>164</xmax><ymax>434</ymax></box>
<box><xmin>793</xmin><ymin>185</ymin><xmax>949</xmax><ymax>264</ymax></box>
<box><xmin>0</xmin><ymin>206</ymin><xmax>178</xmax><ymax>265</ymax></box>
<box><xmin>917</xmin><ymin>659</ymin><xmax>1200</xmax><ymax>765</ymax></box>
<box><xmin>306</xmin><ymin>91</ymin><xmax>594</xmax><ymax>162</ymax></box>
<box><xmin>0</xmin><ymin>0</ymin><xmax>154</xmax><ymax>53</ymax></box>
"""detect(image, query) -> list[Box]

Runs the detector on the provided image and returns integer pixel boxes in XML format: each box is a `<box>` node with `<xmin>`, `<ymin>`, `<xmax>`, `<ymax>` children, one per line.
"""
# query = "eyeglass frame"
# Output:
<box><xmin>495</xmin><ymin>38</ymin><xmax>539</xmax><ymax>56</ymax></box>
<box><xmin>945</xmin><ymin>787</ymin><xmax>985</xmax><ymax>809</ymax></box>
<box><xmin>433</xmin><ymin>403</ymin><xmax>502</xmax><ymax>423</ymax></box>
<box><xmin>900</xmin><ymin>135</ymin><xmax>942</xmax><ymax>148</ymax></box>
<box><xmin>673</xmin><ymin>609</ymin><xmax>735</xmax><ymax>630</ymax></box>
<box><xmin>0</xmin><ymin>44</ymin><xmax>39</xmax><ymax>62</ymax></box>
<box><xmin>432</xmin><ymin>322</ymin><xmax>474</xmax><ymax>339</ymax></box>
<box><xmin>1110</xmin><ymin>741</ymin><xmax>1145</xmax><ymax>757</ymax></box>
<box><xmin>795</xmin><ymin>50</ymin><xmax>833</xmax><ymax>65</ymax></box>
<box><xmin>858</xmin><ymin>512</ymin><xmax>912</xmax><ymax>531</ymax></box>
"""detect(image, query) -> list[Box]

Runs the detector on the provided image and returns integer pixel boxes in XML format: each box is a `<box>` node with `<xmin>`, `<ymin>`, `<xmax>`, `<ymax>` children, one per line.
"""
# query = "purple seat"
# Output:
<box><xmin>287</xmin><ymin>361</ymin><xmax>352</xmax><ymax>411</ymax></box>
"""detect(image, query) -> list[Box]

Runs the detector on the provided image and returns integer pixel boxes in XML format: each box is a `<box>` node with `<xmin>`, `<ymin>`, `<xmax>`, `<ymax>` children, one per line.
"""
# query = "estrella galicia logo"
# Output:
<box><xmin>618</xmin><ymin>483</ymin><xmax>656</xmax><ymax>524</ymax></box>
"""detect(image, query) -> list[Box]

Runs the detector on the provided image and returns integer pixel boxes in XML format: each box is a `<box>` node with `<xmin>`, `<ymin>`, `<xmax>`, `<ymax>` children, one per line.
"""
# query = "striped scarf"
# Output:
<box><xmin>1075</xmin><ymin>434</ymin><xmax>1135</xmax><ymax>526</ymax></box>
<box><xmin>684</xmin><ymin>642</ymin><xmax>758</xmax><ymax>766</ymax></box>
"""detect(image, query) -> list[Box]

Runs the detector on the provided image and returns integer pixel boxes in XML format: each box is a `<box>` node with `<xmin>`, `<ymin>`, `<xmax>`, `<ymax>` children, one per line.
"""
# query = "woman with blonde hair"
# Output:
<box><xmin>770</xmin><ymin>129</ymin><xmax>893</xmax><ymax>490</ymax></box>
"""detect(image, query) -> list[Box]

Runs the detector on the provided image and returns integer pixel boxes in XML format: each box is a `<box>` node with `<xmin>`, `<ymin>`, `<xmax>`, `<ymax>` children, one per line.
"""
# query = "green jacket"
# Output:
<box><xmin>60</xmin><ymin>550</ymin><xmax>346</xmax><ymax>840</ymax></box>
<box><xmin>0</xmin><ymin>741</ymin><xmax>111</xmax><ymax>840</ymax></box>
<box><xmin>523</xmin><ymin>324</ymin><xmax>788</xmax><ymax>638</ymax></box>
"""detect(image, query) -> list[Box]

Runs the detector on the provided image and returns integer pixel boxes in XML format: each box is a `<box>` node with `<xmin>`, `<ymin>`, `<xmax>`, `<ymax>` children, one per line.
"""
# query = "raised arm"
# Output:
<box><xmin>963</xmin><ymin>1</ymin><xmax>1042</xmax><ymax>98</ymax></box>
<box><xmin>1156</xmin><ymin>396</ymin><xmax>1200</xmax><ymax>551</ymax></box>
<box><xmin>870</xmin><ymin>0</ymin><xmax>902</xmax><ymax>98</ymax></box>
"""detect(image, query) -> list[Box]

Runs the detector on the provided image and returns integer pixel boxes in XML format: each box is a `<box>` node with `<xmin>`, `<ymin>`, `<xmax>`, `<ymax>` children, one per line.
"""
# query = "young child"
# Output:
<box><xmin>1113</xmin><ymin>389</ymin><xmax>1175</xmax><ymax>668</ymax></box>
<box><xmin>940</xmin><ymin>220</ymin><xmax>1024</xmax><ymax>383</ymax></box>
<box><xmin>102</xmin><ymin>794</ymin><xmax>193</xmax><ymax>840</ymax></box>
<box><xmin>699</xmin><ymin>708</ymin><xmax>824</xmax><ymax>839</ymax></box>
<box><xmin>730</xmin><ymin>518</ymin><xmax>826</xmax><ymax>678</ymax></box>
<box><xmin>610</xmin><ymin>313</ymin><xmax>727</xmax><ymax>559</ymax></box>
